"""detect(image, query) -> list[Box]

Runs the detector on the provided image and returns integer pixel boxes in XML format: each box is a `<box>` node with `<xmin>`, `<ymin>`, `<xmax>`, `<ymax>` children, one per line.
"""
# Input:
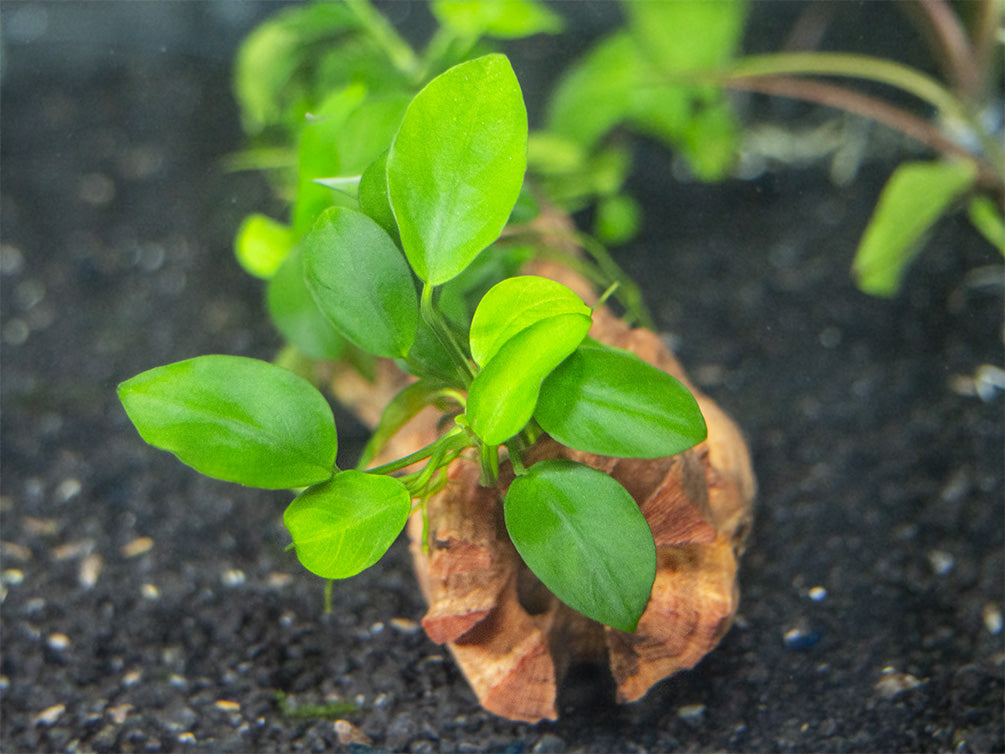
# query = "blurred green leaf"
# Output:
<box><xmin>284</xmin><ymin>471</ymin><xmax>410</xmax><ymax>579</ymax></box>
<box><xmin>854</xmin><ymin>160</ymin><xmax>977</xmax><ymax>296</ymax></box>
<box><xmin>234</xmin><ymin>213</ymin><xmax>294</xmax><ymax>279</ymax></box>
<box><xmin>118</xmin><ymin>355</ymin><xmax>336</xmax><ymax>489</ymax></box>
<box><xmin>504</xmin><ymin>459</ymin><xmax>656</xmax><ymax>632</ymax></box>
<box><xmin>432</xmin><ymin>0</ymin><xmax>563</xmax><ymax>39</ymax></box>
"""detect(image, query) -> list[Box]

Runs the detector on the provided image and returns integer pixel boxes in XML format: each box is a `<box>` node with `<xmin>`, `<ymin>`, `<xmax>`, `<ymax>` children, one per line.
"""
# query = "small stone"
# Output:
<box><xmin>875</xmin><ymin>667</ymin><xmax>923</xmax><ymax>699</ymax></box>
<box><xmin>927</xmin><ymin>549</ymin><xmax>955</xmax><ymax>575</ymax></box>
<box><xmin>177</xmin><ymin>732</ymin><xmax>197</xmax><ymax>745</ymax></box>
<box><xmin>108</xmin><ymin>703</ymin><xmax>133</xmax><ymax>724</ymax></box>
<box><xmin>214</xmin><ymin>700</ymin><xmax>240</xmax><ymax>712</ymax></box>
<box><xmin>2</xmin><ymin>569</ymin><xmax>24</xmax><ymax>585</ymax></box>
<box><xmin>808</xmin><ymin>586</ymin><xmax>827</xmax><ymax>602</ymax></box>
<box><xmin>2</xmin><ymin>541</ymin><xmax>32</xmax><ymax>562</ymax></box>
<box><xmin>783</xmin><ymin>621</ymin><xmax>821</xmax><ymax>650</ymax></box>
<box><xmin>390</xmin><ymin>617</ymin><xmax>421</xmax><ymax>634</ymax></box>
<box><xmin>79</xmin><ymin>554</ymin><xmax>103</xmax><ymax>589</ymax></box>
<box><xmin>334</xmin><ymin>719</ymin><xmax>372</xmax><ymax>746</ymax></box>
<box><xmin>122</xmin><ymin>537</ymin><xmax>153</xmax><ymax>558</ymax></box>
<box><xmin>982</xmin><ymin>603</ymin><xmax>1003</xmax><ymax>635</ymax></box>
<box><xmin>677</xmin><ymin>703</ymin><xmax>706</xmax><ymax>726</ymax></box>
<box><xmin>141</xmin><ymin>583</ymin><xmax>159</xmax><ymax>600</ymax></box>
<box><xmin>34</xmin><ymin>704</ymin><xmax>66</xmax><ymax>726</ymax></box>
<box><xmin>55</xmin><ymin>477</ymin><xmax>82</xmax><ymax>503</ymax></box>
<box><xmin>267</xmin><ymin>572</ymin><xmax>293</xmax><ymax>588</ymax></box>
<box><xmin>47</xmin><ymin>632</ymin><xmax>70</xmax><ymax>651</ymax></box>
<box><xmin>221</xmin><ymin>569</ymin><xmax>246</xmax><ymax>586</ymax></box>
<box><xmin>533</xmin><ymin>734</ymin><xmax>566</xmax><ymax>753</ymax></box>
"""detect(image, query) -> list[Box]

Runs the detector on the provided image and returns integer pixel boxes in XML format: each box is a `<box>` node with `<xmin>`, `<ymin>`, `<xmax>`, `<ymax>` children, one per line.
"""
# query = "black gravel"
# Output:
<box><xmin>2</xmin><ymin>4</ymin><xmax>1003</xmax><ymax>753</ymax></box>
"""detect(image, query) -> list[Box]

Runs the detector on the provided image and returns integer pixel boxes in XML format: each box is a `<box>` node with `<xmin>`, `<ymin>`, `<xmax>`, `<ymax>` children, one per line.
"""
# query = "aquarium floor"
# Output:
<box><xmin>3</xmin><ymin>45</ymin><xmax>1003</xmax><ymax>754</ymax></box>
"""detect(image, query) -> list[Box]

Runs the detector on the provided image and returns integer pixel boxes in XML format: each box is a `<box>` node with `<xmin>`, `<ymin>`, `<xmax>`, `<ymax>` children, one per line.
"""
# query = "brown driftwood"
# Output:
<box><xmin>330</xmin><ymin>260</ymin><xmax>755</xmax><ymax>723</ymax></box>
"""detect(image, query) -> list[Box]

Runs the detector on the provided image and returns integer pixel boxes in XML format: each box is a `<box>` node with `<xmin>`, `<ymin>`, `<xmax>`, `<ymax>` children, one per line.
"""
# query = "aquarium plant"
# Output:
<box><xmin>119</xmin><ymin>51</ymin><xmax>708</xmax><ymax>633</ymax></box>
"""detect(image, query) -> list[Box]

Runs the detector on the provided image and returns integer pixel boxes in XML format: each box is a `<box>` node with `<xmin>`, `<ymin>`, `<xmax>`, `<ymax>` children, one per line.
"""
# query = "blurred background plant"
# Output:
<box><xmin>229</xmin><ymin>0</ymin><xmax>1003</xmax><ymax>378</ymax></box>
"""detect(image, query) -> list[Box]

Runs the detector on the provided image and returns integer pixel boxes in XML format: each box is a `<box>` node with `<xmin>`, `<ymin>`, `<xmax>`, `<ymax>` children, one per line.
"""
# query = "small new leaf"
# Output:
<box><xmin>505</xmin><ymin>459</ymin><xmax>656</xmax><ymax>632</ymax></box>
<box><xmin>387</xmin><ymin>54</ymin><xmax>528</xmax><ymax>285</ymax></box>
<box><xmin>854</xmin><ymin>159</ymin><xmax>977</xmax><ymax>297</ymax></box>
<box><xmin>117</xmin><ymin>355</ymin><xmax>337</xmax><ymax>489</ymax></box>
<box><xmin>469</xmin><ymin>276</ymin><xmax>591</xmax><ymax>367</ymax></box>
<box><xmin>536</xmin><ymin>345</ymin><xmax>706</xmax><ymax>458</ymax></box>
<box><xmin>303</xmin><ymin>206</ymin><xmax>418</xmax><ymax>359</ymax></box>
<box><xmin>467</xmin><ymin>312</ymin><xmax>591</xmax><ymax>445</ymax></box>
<box><xmin>284</xmin><ymin>471</ymin><xmax>411</xmax><ymax>579</ymax></box>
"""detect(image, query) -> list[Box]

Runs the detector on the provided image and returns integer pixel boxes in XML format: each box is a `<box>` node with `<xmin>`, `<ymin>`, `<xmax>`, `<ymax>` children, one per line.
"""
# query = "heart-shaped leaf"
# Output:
<box><xmin>303</xmin><ymin>206</ymin><xmax>418</xmax><ymax>359</ymax></box>
<box><xmin>118</xmin><ymin>355</ymin><xmax>337</xmax><ymax>489</ymax></box>
<box><xmin>387</xmin><ymin>54</ymin><xmax>528</xmax><ymax>285</ymax></box>
<box><xmin>469</xmin><ymin>276</ymin><xmax>590</xmax><ymax>367</ymax></box>
<box><xmin>467</xmin><ymin>312</ymin><xmax>591</xmax><ymax>445</ymax></box>
<box><xmin>284</xmin><ymin>471</ymin><xmax>411</xmax><ymax>579</ymax></box>
<box><xmin>505</xmin><ymin>459</ymin><xmax>656</xmax><ymax>632</ymax></box>
<box><xmin>536</xmin><ymin>345</ymin><xmax>707</xmax><ymax>458</ymax></box>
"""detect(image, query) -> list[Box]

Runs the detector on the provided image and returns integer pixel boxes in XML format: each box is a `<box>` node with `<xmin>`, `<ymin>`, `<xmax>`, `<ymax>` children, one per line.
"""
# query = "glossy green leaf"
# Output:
<box><xmin>469</xmin><ymin>276</ymin><xmax>591</xmax><ymax>367</ymax></box>
<box><xmin>358</xmin><ymin>151</ymin><xmax>398</xmax><ymax>241</ymax></box>
<box><xmin>536</xmin><ymin>346</ymin><xmax>707</xmax><ymax>458</ymax></box>
<box><xmin>467</xmin><ymin>313</ymin><xmax>591</xmax><ymax>445</ymax></box>
<box><xmin>303</xmin><ymin>207</ymin><xmax>418</xmax><ymax>359</ymax></box>
<box><xmin>267</xmin><ymin>246</ymin><xmax>347</xmax><ymax>361</ymax></box>
<box><xmin>432</xmin><ymin>0</ymin><xmax>563</xmax><ymax>39</ymax></box>
<box><xmin>504</xmin><ymin>459</ymin><xmax>656</xmax><ymax>632</ymax></box>
<box><xmin>284</xmin><ymin>471</ymin><xmax>410</xmax><ymax>579</ymax></box>
<box><xmin>118</xmin><ymin>355</ymin><xmax>337</xmax><ymax>489</ymax></box>
<box><xmin>235</xmin><ymin>213</ymin><xmax>294</xmax><ymax>279</ymax></box>
<box><xmin>854</xmin><ymin>160</ymin><xmax>977</xmax><ymax>297</ymax></box>
<box><xmin>387</xmin><ymin>54</ymin><xmax>528</xmax><ymax>285</ymax></box>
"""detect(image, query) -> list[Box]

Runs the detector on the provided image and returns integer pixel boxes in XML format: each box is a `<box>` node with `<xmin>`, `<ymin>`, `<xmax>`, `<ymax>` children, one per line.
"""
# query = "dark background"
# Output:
<box><xmin>2</xmin><ymin>3</ymin><xmax>1002</xmax><ymax>752</ymax></box>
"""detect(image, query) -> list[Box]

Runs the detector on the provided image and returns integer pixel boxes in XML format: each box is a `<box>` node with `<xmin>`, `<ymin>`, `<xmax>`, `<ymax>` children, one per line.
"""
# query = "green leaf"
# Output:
<box><xmin>284</xmin><ymin>471</ymin><xmax>410</xmax><ymax>579</ymax></box>
<box><xmin>235</xmin><ymin>213</ymin><xmax>294</xmax><ymax>279</ymax></box>
<box><xmin>118</xmin><ymin>355</ymin><xmax>337</xmax><ymax>489</ymax></box>
<box><xmin>469</xmin><ymin>276</ymin><xmax>591</xmax><ymax>367</ymax></box>
<box><xmin>267</xmin><ymin>246</ymin><xmax>347</xmax><ymax>361</ymax></box>
<box><xmin>536</xmin><ymin>346</ymin><xmax>707</xmax><ymax>458</ymax></box>
<box><xmin>432</xmin><ymin>0</ymin><xmax>563</xmax><ymax>39</ymax></box>
<box><xmin>594</xmin><ymin>194</ymin><xmax>640</xmax><ymax>245</ymax></box>
<box><xmin>853</xmin><ymin>160</ymin><xmax>977</xmax><ymax>297</ymax></box>
<box><xmin>358</xmin><ymin>150</ymin><xmax>398</xmax><ymax>241</ymax></box>
<box><xmin>467</xmin><ymin>313</ymin><xmax>591</xmax><ymax>445</ymax></box>
<box><xmin>303</xmin><ymin>206</ymin><xmax>418</xmax><ymax>359</ymax></box>
<box><xmin>387</xmin><ymin>54</ymin><xmax>528</xmax><ymax>285</ymax></box>
<box><xmin>504</xmin><ymin>459</ymin><xmax>656</xmax><ymax>632</ymax></box>
<box><xmin>967</xmin><ymin>194</ymin><xmax>1005</xmax><ymax>253</ymax></box>
<box><xmin>624</xmin><ymin>0</ymin><xmax>746</xmax><ymax>72</ymax></box>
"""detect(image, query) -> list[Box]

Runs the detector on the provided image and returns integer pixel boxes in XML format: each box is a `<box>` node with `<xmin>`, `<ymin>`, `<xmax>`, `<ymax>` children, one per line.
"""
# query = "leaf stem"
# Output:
<box><xmin>420</xmin><ymin>284</ymin><xmax>476</xmax><ymax>386</ymax></box>
<box><xmin>363</xmin><ymin>426</ymin><xmax>466</xmax><ymax>476</ymax></box>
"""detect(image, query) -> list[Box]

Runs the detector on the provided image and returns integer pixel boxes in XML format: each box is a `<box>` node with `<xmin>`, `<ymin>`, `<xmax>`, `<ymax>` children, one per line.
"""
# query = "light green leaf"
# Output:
<box><xmin>625</xmin><ymin>0</ymin><xmax>746</xmax><ymax>72</ymax></box>
<box><xmin>967</xmin><ymin>194</ymin><xmax>1005</xmax><ymax>253</ymax></box>
<box><xmin>234</xmin><ymin>213</ymin><xmax>294</xmax><ymax>279</ymax></box>
<box><xmin>284</xmin><ymin>471</ymin><xmax>410</xmax><ymax>579</ymax></box>
<box><xmin>267</xmin><ymin>246</ymin><xmax>347</xmax><ymax>361</ymax></box>
<box><xmin>505</xmin><ymin>459</ymin><xmax>656</xmax><ymax>632</ymax></box>
<box><xmin>303</xmin><ymin>206</ymin><xmax>418</xmax><ymax>359</ymax></box>
<box><xmin>358</xmin><ymin>150</ymin><xmax>398</xmax><ymax>241</ymax></box>
<box><xmin>469</xmin><ymin>276</ymin><xmax>591</xmax><ymax>367</ymax></box>
<box><xmin>854</xmin><ymin>160</ymin><xmax>978</xmax><ymax>296</ymax></box>
<box><xmin>118</xmin><ymin>355</ymin><xmax>337</xmax><ymax>489</ymax></box>
<box><xmin>432</xmin><ymin>0</ymin><xmax>563</xmax><ymax>39</ymax></box>
<box><xmin>467</xmin><ymin>312</ymin><xmax>591</xmax><ymax>445</ymax></box>
<box><xmin>387</xmin><ymin>54</ymin><xmax>528</xmax><ymax>285</ymax></box>
<box><xmin>536</xmin><ymin>345</ymin><xmax>707</xmax><ymax>458</ymax></box>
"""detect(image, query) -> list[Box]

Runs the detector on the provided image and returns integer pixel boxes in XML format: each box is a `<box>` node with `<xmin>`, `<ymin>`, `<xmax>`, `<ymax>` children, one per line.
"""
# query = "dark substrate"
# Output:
<box><xmin>2</xmin><ymin>4</ymin><xmax>1003</xmax><ymax>753</ymax></box>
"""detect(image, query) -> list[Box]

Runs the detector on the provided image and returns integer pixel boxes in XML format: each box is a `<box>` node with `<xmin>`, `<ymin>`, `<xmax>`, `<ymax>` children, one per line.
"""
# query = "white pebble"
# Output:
<box><xmin>982</xmin><ymin>603</ymin><xmax>1003</xmax><ymax>635</ymax></box>
<box><xmin>808</xmin><ymin>586</ymin><xmax>827</xmax><ymax>602</ymax></box>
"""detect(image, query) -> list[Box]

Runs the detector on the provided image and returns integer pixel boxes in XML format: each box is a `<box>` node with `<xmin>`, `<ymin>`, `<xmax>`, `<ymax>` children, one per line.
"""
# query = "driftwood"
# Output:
<box><xmin>330</xmin><ymin>260</ymin><xmax>755</xmax><ymax>723</ymax></box>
